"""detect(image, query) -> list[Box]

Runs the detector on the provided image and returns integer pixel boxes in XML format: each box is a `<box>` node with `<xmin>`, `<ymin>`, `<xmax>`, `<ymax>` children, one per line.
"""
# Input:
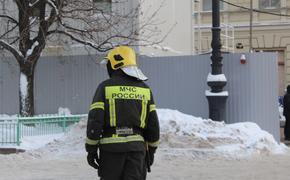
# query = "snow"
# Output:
<box><xmin>29</xmin><ymin>17</ymin><xmax>37</xmax><ymax>25</ymax></box>
<box><xmin>0</xmin><ymin>40</ymin><xmax>24</xmax><ymax>58</ymax></box>
<box><xmin>157</xmin><ymin>109</ymin><xmax>287</xmax><ymax>158</ymax></box>
<box><xmin>57</xmin><ymin>107</ymin><xmax>72</xmax><ymax>115</ymax></box>
<box><xmin>279</xmin><ymin>106</ymin><xmax>285</xmax><ymax>122</ymax></box>
<box><xmin>8</xmin><ymin>109</ymin><xmax>287</xmax><ymax>160</ymax></box>
<box><xmin>20</xmin><ymin>73</ymin><xmax>28</xmax><ymax>115</ymax></box>
<box><xmin>47</xmin><ymin>0</ymin><xmax>59</xmax><ymax>15</ymax></box>
<box><xmin>205</xmin><ymin>90</ymin><xmax>229</xmax><ymax>96</ymax></box>
<box><xmin>0</xmin><ymin>114</ymin><xmax>17</xmax><ymax>121</ymax></box>
<box><xmin>207</xmin><ymin>73</ymin><xmax>227</xmax><ymax>82</ymax></box>
<box><xmin>20</xmin><ymin>134</ymin><xmax>64</xmax><ymax>150</ymax></box>
<box><xmin>26</xmin><ymin>41</ymin><xmax>39</xmax><ymax>57</ymax></box>
<box><xmin>29</xmin><ymin>0</ymin><xmax>40</xmax><ymax>7</ymax></box>
<box><xmin>150</xmin><ymin>44</ymin><xmax>183</xmax><ymax>54</ymax></box>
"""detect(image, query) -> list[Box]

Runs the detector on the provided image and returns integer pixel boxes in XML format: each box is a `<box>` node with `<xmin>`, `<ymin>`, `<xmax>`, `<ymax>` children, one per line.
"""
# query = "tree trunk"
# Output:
<box><xmin>19</xmin><ymin>63</ymin><xmax>35</xmax><ymax>117</ymax></box>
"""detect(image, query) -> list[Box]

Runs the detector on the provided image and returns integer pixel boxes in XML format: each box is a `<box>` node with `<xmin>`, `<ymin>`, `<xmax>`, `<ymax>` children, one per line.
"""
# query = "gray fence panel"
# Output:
<box><xmin>0</xmin><ymin>57</ymin><xmax>19</xmax><ymax>114</ymax></box>
<box><xmin>34</xmin><ymin>55</ymin><xmax>108</xmax><ymax>114</ymax></box>
<box><xmin>140</xmin><ymin>53</ymin><xmax>279</xmax><ymax>140</ymax></box>
<box><xmin>0</xmin><ymin>53</ymin><xmax>280</xmax><ymax>140</ymax></box>
<box><xmin>222</xmin><ymin>53</ymin><xmax>279</xmax><ymax>140</ymax></box>
<box><xmin>139</xmin><ymin>55</ymin><xmax>209</xmax><ymax>118</ymax></box>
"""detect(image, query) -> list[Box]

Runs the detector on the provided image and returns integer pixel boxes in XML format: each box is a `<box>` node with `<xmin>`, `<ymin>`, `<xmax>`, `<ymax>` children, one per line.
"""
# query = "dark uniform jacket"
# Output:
<box><xmin>284</xmin><ymin>88</ymin><xmax>290</xmax><ymax>117</ymax></box>
<box><xmin>86</xmin><ymin>70</ymin><xmax>160</xmax><ymax>152</ymax></box>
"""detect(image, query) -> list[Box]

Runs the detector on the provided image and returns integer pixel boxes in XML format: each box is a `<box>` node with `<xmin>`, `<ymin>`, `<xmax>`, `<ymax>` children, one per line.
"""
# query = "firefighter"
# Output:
<box><xmin>283</xmin><ymin>85</ymin><xmax>290</xmax><ymax>141</ymax></box>
<box><xmin>85</xmin><ymin>46</ymin><xmax>160</xmax><ymax>180</ymax></box>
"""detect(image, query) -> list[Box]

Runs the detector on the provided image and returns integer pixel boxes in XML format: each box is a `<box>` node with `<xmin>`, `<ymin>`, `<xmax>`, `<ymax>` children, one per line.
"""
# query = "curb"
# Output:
<box><xmin>0</xmin><ymin>148</ymin><xmax>25</xmax><ymax>154</ymax></box>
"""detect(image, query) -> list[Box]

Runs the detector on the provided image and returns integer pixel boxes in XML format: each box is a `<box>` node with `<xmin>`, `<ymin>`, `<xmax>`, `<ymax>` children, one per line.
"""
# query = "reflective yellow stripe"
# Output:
<box><xmin>147</xmin><ymin>140</ymin><xmax>159</xmax><ymax>147</ymax></box>
<box><xmin>140</xmin><ymin>100</ymin><xmax>148</xmax><ymax>128</ymax></box>
<box><xmin>90</xmin><ymin>102</ymin><xmax>104</xmax><ymax>110</ymax></box>
<box><xmin>105</xmin><ymin>86</ymin><xmax>151</xmax><ymax>100</ymax></box>
<box><xmin>149</xmin><ymin>104</ymin><xmax>156</xmax><ymax>112</ymax></box>
<box><xmin>86</xmin><ymin>138</ymin><xmax>99</xmax><ymax>145</ymax></box>
<box><xmin>100</xmin><ymin>135</ymin><xmax>144</xmax><ymax>144</ymax></box>
<box><xmin>91</xmin><ymin>102</ymin><xmax>104</xmax><ymax>107</ymax></box>
<box><xmin>109</xmin><ymin>99</ymin><xmax>116</xmax><ymax>127</ymax></box>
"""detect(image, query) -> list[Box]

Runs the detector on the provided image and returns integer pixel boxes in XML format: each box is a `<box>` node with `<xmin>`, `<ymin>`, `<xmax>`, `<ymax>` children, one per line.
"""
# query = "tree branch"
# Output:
<box><xmin>0</xmin><ymin>24</ymin><xmax>18</xmax><ymax>39</ymax></box>
<box><xmin>47</xmin><ymin>30</ymin><xmax>114</xmax><ymax>52</ymax></box>
<box><xmin>0</xmin><ymin>15</ymin><xmax>19</xmax><ymax>25</ymax></box>
<box><xmin>0</xmin><ymin>40</ymin><xmax>24</xmax><ymax>60</ymax></box>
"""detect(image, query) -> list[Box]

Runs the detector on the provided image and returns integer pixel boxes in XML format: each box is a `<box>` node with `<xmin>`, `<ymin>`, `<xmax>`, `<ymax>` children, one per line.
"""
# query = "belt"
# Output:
<box><xmin>102</xmin><ymin>127</ymin><xmax>143</xmax><ymax>138</ymax></box>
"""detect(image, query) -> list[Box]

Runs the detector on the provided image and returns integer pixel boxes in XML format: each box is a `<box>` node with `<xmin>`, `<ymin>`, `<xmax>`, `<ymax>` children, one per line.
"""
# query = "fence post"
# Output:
<box><xmin>62</xmin><ymin>116</ymin><xmax>66</xmax><ymax>132</ymax></box>
<box><xmin>16</xmin><ymin>118</ymin><xmax>21</xmax><ymax>146</ymax></box>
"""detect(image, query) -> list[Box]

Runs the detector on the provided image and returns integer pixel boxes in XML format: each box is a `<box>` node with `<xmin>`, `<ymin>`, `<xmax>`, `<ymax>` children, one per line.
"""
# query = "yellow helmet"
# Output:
<box><xmin>104</xmin><ymin>46</ymin><xmax>148</xmax><ymax>80</ymax></box>
<box><xmin>106</xmin><ymin>46</ymin><xmax>137</xmax><ymax>70</ymax></box>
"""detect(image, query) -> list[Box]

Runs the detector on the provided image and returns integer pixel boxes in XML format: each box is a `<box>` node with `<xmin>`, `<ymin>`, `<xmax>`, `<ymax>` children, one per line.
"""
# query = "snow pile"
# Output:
<box><xmin>158</xmin><ymin>109</ymin><xmax>288</xmax><ymax>158</ymax></box>
<box><xmin>57</xmin><ymin>107</ymin><xmax>72</xmax><ymax>116</ymax></box>
<box><xmin>24</xmin><ymin>109</ymin><xmax>288</xmax><ymax>160</ymax></box>
<box><xmin>20</xmin><ymin>134</ymin><xmax>64</xmax><ymax>150</ymax></box>
<box><xmin>26</xmin><ymin>117</ymin><xmax>87</xmax><ymax>159</ymax></box>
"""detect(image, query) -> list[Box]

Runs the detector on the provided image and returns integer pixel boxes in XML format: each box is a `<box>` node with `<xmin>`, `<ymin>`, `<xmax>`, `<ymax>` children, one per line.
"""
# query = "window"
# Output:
<box><xmin>93</xmin><ymin>0</ymin><xmax>112</xmax><ymax>13</ymax></box>
<box><xmin>259</xmin><ymin>0</ymin><xmax>280</xmax><ymax>9</ymax></box>
<box><xmin>202</xmin><ymin>0</ymin><xmax>224</xmax><ymax>11</ymax></box>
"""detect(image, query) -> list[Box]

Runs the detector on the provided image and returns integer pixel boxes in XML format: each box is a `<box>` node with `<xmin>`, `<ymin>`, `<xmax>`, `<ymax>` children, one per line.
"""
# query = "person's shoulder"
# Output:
<box><xmin>284</xmin><ymin>94</ymin><xmax>290</xmax><ymax>102</ymax></box>
<box><xmin>138</xmin><ymin>81</ymin><xmax>151</xmax><ymax>89</ymax></box>
<box><xmin>96</xmin><ymin>79</ymin><xmax>112</xmax><ymax>89</ymax></box>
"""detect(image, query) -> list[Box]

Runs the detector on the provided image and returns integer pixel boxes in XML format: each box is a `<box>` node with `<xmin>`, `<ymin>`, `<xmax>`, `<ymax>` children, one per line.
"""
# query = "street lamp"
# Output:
<box><xmin>206</xmin><ymin>0</ymin><xmax>228</xmax><ymax>122</ymax></box>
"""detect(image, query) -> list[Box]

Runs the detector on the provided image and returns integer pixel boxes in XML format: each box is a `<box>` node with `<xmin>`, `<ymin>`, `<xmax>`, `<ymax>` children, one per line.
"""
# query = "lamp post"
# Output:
<box><xmin>206</xmin><ymin>0</ymin><xmax>228</xmax><ymax>122</ymax></box>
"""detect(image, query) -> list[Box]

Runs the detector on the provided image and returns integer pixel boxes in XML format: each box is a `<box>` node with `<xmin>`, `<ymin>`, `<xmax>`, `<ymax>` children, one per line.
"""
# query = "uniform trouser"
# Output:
<box><xmin>285</xmin><ymin>115</ymin><xmax>290</xmax><ymax>140</ymax></box>
<box><xmin>99</xmin><ymin>150</ymin><xmax>147</xmax><ymax>180</ymax></box>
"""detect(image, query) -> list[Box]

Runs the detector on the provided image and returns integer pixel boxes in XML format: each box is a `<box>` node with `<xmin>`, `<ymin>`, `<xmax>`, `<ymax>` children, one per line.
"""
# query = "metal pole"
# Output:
<box><xmin>198</xmin><ymin>0</ymin><xmax>202</xmax><ymax>54</ymax></box>
<box><xmin>249</xmin><ymin>0</ymin><xmax>253</xmax><ymax>52</ymax></box>
<box><xmin>211</xmin><ymin>0</ymin><xmax>222</xmax><ymax>74</ymax></box>
<box><xmin>206</xmin><ymin>0</ymin><xmax>228</xmax><ymax>122</ymax></box>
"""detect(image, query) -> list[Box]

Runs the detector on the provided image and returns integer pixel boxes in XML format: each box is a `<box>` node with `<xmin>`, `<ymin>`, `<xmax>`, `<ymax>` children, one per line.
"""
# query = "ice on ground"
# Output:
<box><xmin>18</xmin><ymin>109</ymin><xmax>289</xmax><ymax>160</ymax></box>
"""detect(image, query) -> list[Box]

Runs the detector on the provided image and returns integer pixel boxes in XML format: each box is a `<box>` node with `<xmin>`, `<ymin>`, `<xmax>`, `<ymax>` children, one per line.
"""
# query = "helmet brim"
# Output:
<box><xmin>121</xmin><ymin>66</ymin><xmax>148</xmax><ymax>81</ymax></box>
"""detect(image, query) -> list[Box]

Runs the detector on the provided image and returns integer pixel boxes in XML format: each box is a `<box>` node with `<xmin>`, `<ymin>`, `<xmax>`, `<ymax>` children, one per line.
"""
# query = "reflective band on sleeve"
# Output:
<box><xmin>147</xmin><ymin>140</ymin><xmax>159</xmax><ymax>147</ymax></box>
<box><xmin>109</xmin><ymin>99</ymin><xmax>116</xmax><ymax>127</ymax></box>
<box><xmin>90</xmin><ymin>102</ymin><xmax>105</xmax><ymax>110</ymax></box>
<box><xmin>86</xmin><ymin>138</ymin><xmax>99</xmax><ymax>145</ymax></box>
<box><xmin>140</xmin><ymin>100</ymin><xmax>148</xmax><ymax>128</ymax></box>
<box><xmin>105</xmin><ymin>86</ymin><xmax>151</xmax><ymax>100</ymax></box>
<box><xmin>149</xmin><ymin>104</ymin><xmax>156</xmax><ymax>112</ymax></box>
<box><xmin>100</xmin><ymin>135</ymin><xmax>144</xmax><ymax>144</ymax></box>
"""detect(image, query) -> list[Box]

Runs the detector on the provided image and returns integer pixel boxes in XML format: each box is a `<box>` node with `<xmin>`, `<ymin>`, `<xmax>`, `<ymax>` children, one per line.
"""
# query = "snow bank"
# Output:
<box><xmin>158</xmin><ymin>109</ymin><xmax>288</xmax><ymax>159</ymax></box>
<box><xmin>25</xmin><ymin>117</ymin><xmax>87</xmax><ymax>159</ymax></box>
<box><xmin>23</xmin><ymin>109</ymin><xmax>288</xmax><ymax>160</ymax></box>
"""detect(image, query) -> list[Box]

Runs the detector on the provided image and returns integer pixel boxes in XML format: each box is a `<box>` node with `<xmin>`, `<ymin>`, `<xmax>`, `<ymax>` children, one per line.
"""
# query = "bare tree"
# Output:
<box><xmin>0</xmin><ymin>0</ymin><xmax>165</xmax><ymax>116</ymax></box>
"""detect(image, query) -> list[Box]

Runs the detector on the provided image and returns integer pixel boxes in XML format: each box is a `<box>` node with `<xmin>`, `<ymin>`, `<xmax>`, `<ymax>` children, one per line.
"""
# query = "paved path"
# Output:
<box><xmin>1</xmin><ymin>153</ymin><xmax>290</xmax><ymax>180</ymax></box>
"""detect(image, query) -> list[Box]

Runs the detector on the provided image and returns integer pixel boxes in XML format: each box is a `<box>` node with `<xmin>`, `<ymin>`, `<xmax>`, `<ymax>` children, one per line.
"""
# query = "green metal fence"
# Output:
<box><xmin>0</xmin><ymin>114</ymin><xmax>87</xmax><ymax>146</ymax></box>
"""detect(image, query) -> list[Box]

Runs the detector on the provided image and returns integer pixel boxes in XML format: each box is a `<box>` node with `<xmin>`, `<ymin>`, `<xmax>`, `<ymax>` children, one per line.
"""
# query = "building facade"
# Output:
<box><xmin>194</xmin><ymin>0</ymin><xmax>290</xmax><ymax>95</ymax></box>
<box><xmin>137</xmin><ymin>0</ymin><xmax>194</xmax><ymax>56</ymax></box>
<box><xmin>44</xmin><ymin>0</ymin><xmax>195</xmax><ymax>56</ymax></box>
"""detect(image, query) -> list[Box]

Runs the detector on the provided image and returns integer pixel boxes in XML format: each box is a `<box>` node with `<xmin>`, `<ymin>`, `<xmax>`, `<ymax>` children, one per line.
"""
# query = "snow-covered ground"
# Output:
<box><xmin>13</xmin><ymin>109</ymin><xmax>288</xmax><ymax>160</ymax></box>
<box><xmin>0</xmin><ymin>109</ymin><xmax>290</xmax><ymax>180</ymax></box>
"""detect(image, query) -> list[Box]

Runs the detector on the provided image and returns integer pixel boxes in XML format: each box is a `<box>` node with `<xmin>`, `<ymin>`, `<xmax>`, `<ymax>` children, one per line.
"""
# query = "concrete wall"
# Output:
<box><xmin>0</xmin><ymin>53</ymin><xmax>280</xmax><ymax>140</ymax></box>
<box><xmin>138</xmin><ymin>0</ymin><xmax>194</xmax><ymax>56</ymax></box>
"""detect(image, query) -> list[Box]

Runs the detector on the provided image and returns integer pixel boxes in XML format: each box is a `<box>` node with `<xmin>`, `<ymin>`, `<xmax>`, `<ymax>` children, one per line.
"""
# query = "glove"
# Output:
<box><xmin>148</xmin><ymin>146</ymin><xmax>157</xmax><ymax>166</ymax></box>
<box><xmin>85</xmin><ymin>143</ymin><xmax>100</xmax><ymax>169</ymax></box>
<box><xmin>87</xmin><ymin>152</ymin><xmax>99</xmax><ymax>169</ymax></box>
